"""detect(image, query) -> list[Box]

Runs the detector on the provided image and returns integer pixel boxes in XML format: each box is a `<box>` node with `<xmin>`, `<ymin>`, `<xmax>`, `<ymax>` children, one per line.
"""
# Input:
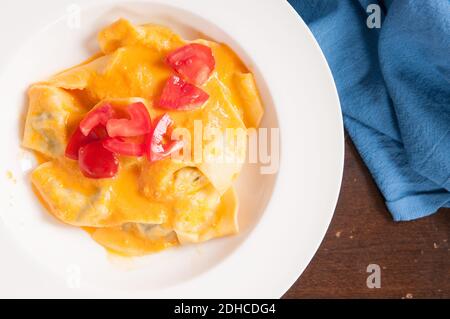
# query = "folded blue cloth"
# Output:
<box><xmin>288</xmin><ymin>0</ymin><xmax>450</xmax><ymax>221</ymax></box>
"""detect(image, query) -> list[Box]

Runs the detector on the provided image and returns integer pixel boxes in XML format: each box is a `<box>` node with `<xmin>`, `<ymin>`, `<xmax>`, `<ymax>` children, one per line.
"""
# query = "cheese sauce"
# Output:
<box><xmin>24</xmin><ymin>19</ymin><xmax>263</xmax><ymax>256</ymax></box>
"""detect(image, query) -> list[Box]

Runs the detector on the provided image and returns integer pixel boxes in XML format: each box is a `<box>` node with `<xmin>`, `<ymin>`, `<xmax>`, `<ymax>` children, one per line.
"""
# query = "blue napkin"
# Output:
<box><xmin>288</xmin><ymin>0</ymin><xmax>450</xmax><ymax>221</ymax></box>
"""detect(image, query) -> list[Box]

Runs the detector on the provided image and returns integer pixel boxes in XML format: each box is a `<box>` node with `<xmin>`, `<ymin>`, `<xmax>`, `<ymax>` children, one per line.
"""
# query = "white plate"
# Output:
<box><xmin>0</xmin><ymin>0</ymin><xmax>343</xmax><ymax>298</ymax></box>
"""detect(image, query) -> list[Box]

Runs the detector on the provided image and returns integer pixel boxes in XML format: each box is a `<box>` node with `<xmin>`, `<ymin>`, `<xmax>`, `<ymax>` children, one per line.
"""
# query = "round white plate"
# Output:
<box><xmin>0</xmin><ymin>0</ymin><xmax>343</xmax><ymax>298</ymax></box>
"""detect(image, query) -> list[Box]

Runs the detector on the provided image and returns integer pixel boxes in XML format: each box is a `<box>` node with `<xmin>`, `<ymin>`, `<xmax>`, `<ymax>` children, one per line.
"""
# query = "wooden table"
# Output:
<box><xmin>284</xmin><ymin>134</ymin><xmax>449</xmax><ymax>299</ymax></box>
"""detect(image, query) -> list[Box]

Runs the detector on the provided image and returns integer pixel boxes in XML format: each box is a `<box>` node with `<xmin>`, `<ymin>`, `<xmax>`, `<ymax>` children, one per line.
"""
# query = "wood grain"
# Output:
<box><xmin>283</xmin><ymin>134</ymin><xmax>450</xmax><ymax>299</ymax></box>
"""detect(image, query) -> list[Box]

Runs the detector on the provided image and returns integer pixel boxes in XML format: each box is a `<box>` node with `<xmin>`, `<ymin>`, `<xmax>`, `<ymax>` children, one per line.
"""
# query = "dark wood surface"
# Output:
<box><xmin>283</xmin><ymin>134</ymin><xmax>449</xmax><ymax>299</ymax></box>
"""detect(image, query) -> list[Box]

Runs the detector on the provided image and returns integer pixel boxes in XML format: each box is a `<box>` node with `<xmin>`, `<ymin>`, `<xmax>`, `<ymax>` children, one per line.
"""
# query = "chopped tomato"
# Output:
<box><xmin>78</xmin><ymin>141</ymin><xmax>119</xmax><ymax>179</ymax></box>
<box><xmin>65</xmin><ymin>126</ymin><xmax>107</xmax><ymax>160</ymax></box>
<box><xmin>150</xmin><ymin>140</ymin><xmax>184</xmax><ymax>162</ymax></box>
<box><xmin>106</xmin><ymin>102</ymin><xmax>152</xmax><ymax>137</ymax></box>
<box><xmin>165</xmin><ymin>43</ymin><xmax>215</xmax><ymax>85</ymax></box>
<box><xmin>103</xmin><ymin>137</ymin><xmax>145</xmax><ymax>157</ymax></box>
<box><xmin>159</xmin><ymin>75</ymin><xmax>209</xmax><ymax>110</ymax></box>
<box><xmin>147</xmin><ymin>113</ymin><xmax>184</xmax><ymax>161</ymax></box>
<box><xmin>79</xmin><ymin>103</ymin><xmax>115</xmax><ymax>136</ymax></box>
<box><xmin>149</xmin><ymin>113</ymin><xmax>172</xmax><ymax>155</ymax></box>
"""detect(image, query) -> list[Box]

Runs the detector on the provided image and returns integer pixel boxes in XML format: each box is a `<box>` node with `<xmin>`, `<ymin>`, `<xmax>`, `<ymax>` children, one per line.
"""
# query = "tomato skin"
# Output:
<box><xmin>79</xmin><ymin>103</ymin><xmax>115</xmax><ymax>136</ymax></box>
<box><xmin>65</xmin><ymin>126</ymin><xmax>106</xmax><ymax>160</ymax></box>
<box><xmin>159</xmin><ymin>75</ymin><xmax>209</xmax><ymax>110</ymax></box>
<box><xmin>106</xmin><ymin>102</ymin><xmax>152</xmax><ymax>137</ymax></box>
<box><xmin>146</xmin><ymin>113</ymin><xmax>184</xmax><ymax>162</ymax></box>
<box><xmin>103</xmin><ymin>137</ymin><xmax>145</xmax><ymax>157</ymax></box>
<box><xmin>78</xmin><ymin>141</ymin><xmax>119</xmax><ymax>179</ymax></box>
<box><xmin>149</xmin><ymin>140</ymin><xmax>184</xmax><ymax>162</ymax></box>
<box><xmin>150</xmin><ymin>114</ymin><xmax>173</xmax><ymax>155</ymax></box>
<box><xmin>165</xmin><ymin>43</ymin><xmax>215</xmax><ymax>85</ymax></box>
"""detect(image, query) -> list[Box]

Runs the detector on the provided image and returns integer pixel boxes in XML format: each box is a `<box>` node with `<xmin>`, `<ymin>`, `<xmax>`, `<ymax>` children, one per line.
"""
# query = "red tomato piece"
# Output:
<box><xmin>150</xmin><ymin>114</ymin><xmax>173</xmax><ymax>154</ymax></box>
<box><xmin>106</xmin><ymin>102</ymin><xmax>152</xmax><ymax>137</ymax></box>
<box><xmin>78</xmin><ymin>141</ymin><xmax>119</xmax><ymax>179</ymax></box>
<box><xmin>165</xmin><ymin>43</ymin><xmax>215</xmax><ymax>85</ymax></box>
<box><xmin>79</xmin><ymin>103</ymin><xmax>115</xmax><ymax>136</ymax></box>
<box><xmin>150</xmin><ymin>140</ymin><xmax>185</xmax><ymax>162</ymax></box>
<box><xmin>147</xmin><ymin>113</ymin><xmax>184</xmax><ymax>162</ymax></box>
<box><xmin>65</xmin><ymin>126</ymin><xmax>107</xmax><ymax>160</ymax></box>
<box><xmin>103</xmin><ymin>137</ymin><xmax>145</xmax><ymax>157</ymax></box>
<box><xmin>159</xmin><ymin>75</ymin><xmax>209</xmax><ymax>110</ymax></box>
